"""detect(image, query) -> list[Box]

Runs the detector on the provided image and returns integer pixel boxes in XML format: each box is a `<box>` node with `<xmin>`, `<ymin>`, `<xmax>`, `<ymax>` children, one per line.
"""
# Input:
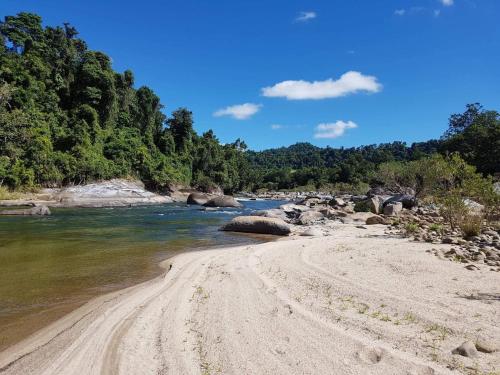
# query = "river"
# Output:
<box><xmin>0</xmin><ymin>199</ymin><xmax>285</xmax><ymax>351</ymax></box>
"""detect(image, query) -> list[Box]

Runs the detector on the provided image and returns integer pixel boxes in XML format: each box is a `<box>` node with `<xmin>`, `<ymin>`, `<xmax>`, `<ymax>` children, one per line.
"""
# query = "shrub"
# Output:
<box><xmin>0</xmin><ymin>186</ymin><xmax>21</xmax><ymax>200</ymax></box>
<box><xmin>439</xmin><ymin>192</ymin><xmax>469</xmax><ymax>230</ymax></box>
<box><xmin>429</xmin><ymin>223</ymin><xmax>443</xmax><ymax>233</ymax></box>
<box><xmin>354</xmin><ymin>200</ymin><xmax>371</xmax><ymax>212</ymax></box>
<box><xmin>459</xmin><ymin>214</ymin><xmax>483</xmax><ymax>238</ymax></box>
<box><xmin>404</xmin><ymin>222</ymin><xmax>419</xmax><ymax>236</ymax></box>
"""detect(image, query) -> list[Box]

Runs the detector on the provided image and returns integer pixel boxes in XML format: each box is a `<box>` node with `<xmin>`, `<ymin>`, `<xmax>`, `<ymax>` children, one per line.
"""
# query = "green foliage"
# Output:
<box><xmin>441</xmin><ymin>103</ymin><xmax>500</xmax><ymax>176</ymax></box>
<box><xmin>0</xmin><ymin>13</ymin><xmax>251</xmax><ymax>192</ymax></box>
<box><xmin>404</xmin><ymin>222</ymin><xmax>419</xmax><ymax>236</ymax></box>
<box><xmin>354</xmin><ymin>200</ymin><xmax>371</xmax><ymax>212</ymax></box>
<box><xmin>246</xmin><ymin>141</ymin><xmax>440</xmax><ymax>192</ymax></box>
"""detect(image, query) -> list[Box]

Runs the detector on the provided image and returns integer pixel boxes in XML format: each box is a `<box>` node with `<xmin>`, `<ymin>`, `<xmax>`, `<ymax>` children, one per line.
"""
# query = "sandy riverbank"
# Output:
<box><xmin>0</xmin><ymin>224</ymin><xmax>498</xmax><ymax>374</ymax></box>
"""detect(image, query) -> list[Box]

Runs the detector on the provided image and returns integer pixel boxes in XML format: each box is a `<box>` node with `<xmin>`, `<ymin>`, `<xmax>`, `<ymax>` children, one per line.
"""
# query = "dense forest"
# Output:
<box><xmin>0</xmin><ymin>13</ymin><xmax>498</xmax><ymax>194</ymax></box>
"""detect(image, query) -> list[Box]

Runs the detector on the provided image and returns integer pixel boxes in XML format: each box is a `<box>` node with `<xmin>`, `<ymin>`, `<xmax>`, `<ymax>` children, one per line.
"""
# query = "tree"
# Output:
<box><xmin>441</xmin><ymin>104</ymin><xmax>500</xmax><ymax>175</ymax></box>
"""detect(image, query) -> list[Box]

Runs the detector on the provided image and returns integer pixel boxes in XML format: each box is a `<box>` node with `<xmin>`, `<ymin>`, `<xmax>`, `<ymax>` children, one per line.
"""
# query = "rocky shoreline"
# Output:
<box><xmin>224</xmin><ymin>189</ymin><xmax>500</xmax><ymax>272</ymax></box>
<box><xmin>0</xmin><ymin>179</ymin><xmax>172</xmax><ymax>212</ymax></box>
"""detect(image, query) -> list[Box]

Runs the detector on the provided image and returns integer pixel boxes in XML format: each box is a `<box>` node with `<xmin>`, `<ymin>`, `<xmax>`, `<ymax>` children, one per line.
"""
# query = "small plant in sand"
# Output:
<box><xmin>404</xmin><ymin>222</ymin><xmax>419</xmax><ymax>236</ymax></box>
<box><xmin>402</xmin><ymin>312</ymin><xmax>417</xmax><ymax>324</ymax></box>
<box><xmin>428</xmin><ymin>223</ymin><xmax>443</xmax><ymax>234</ymax></box>
<box><xmin>357</xmin><ymin>303</ymin><xmax>369</xmax><ymax>314</ymax></box>
<box><xmin>426</xmin><ymin>323</ymin><xmax>450</xmax><ymax>341</ymax></box>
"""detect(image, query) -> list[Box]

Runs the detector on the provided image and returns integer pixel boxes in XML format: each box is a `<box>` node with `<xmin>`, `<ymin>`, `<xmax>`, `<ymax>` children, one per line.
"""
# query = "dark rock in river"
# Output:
<box><xmin>187</xmin><ymin>192</ymin><xmax>215</xmax><ymax>205</ymax></box>
<box><xmin>203</xmin><ymin>195</ymin><xmax>242</xmax><ymax>208</ymax></box>
<box><xmin>220</xmin><ymin>216</ymin><xmax>291</xmax><ymax>235</ymax></box>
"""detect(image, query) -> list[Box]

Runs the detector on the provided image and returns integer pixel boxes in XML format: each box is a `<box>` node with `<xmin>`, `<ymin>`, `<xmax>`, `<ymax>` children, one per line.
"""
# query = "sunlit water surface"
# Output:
<box><xmin>0</xmin><ymin>200</ymin><xmax>285</xmax><ymax>350</ymax></box>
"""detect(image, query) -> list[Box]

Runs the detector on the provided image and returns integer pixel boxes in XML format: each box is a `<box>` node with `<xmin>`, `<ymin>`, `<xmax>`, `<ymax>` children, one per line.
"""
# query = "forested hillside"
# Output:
<box><xmin>0</xmin><ymin>13</ymin><xmax>250</xmax><ymax>192</ymax></box>
<box><xmin>0</xmin><ymin>13</ymin><xmax>498</xmax><ymax>194</ymax></box>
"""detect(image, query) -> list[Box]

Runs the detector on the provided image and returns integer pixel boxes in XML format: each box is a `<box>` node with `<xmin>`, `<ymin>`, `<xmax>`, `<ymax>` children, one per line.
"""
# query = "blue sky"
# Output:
<box><xmin>1</xmin><ymin>0</ymin><xmax>499</xmax><ymax>150</ymax></box>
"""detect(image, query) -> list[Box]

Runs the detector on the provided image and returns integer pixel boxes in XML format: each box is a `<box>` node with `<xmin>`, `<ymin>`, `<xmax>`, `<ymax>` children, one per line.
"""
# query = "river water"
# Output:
<box><xmin>0</xmin><ymin>199</ymin><xmax>285</xmax><ymax>351</ymax></box>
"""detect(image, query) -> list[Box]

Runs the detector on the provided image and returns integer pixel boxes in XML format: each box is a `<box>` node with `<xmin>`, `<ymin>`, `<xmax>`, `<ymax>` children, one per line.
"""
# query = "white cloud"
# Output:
<box><xmin>434</xmin><ymin>9</ymin><xmax>441</xmax><ymax>17</ymax></box>
<box><xmin>213</xmin><ymin>103</ymin><xmax>262</xmax><ymax>120</ymax></box>
<box><xmin>295</xmin><ymin>11</ymin><xmax>316</xmax><ymax>22</ymax></box>
<box><xmin>440</xmin><ymin>0</ymin><xmax>454</xmax><ymax>6</ymax></box>
<box><xmin>262</xmin><ymin>71</ymin><xmax>382</xmax><ymax>100</ymax></box>
<box><xmin>314</xmin><ymin>121</ymin><xmax>358</xmax><ymax>139</ymax></box>
<box><xmin>271</xmin><ymin>124</ymin><xmax>284</xmax><ymax>130</ymax></box>
<box><xmin>394</xmin><ymin>9</ymin><xmax>406</xmax><ymax>16</ymax></box>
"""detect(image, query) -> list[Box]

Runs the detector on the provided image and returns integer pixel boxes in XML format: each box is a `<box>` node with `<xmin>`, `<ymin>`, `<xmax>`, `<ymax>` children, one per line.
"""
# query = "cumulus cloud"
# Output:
<box><xmin>262</xmin><ymin>71</ymin><xmax>382</xmax><ymax>100</ymax></box>
<box><xmin>314</xmin><ymin>121</ymin><xmax>357</xmax><ymax>139</ymax></box>
<box><xmin>295</xmin><ymin>11</ymin><xmax>316</xmax><ymax>22</ymax></box>
<box><xmin>213</xmin><ymin>103</ymin><xmax>262</xmax><ymax>120</ymax></box>
<box><xmin>394</xmin><ymin>9</ymin><xmax>406</xmax><ymax>16</ymax></box>
<box><xmin>440</xmin><ymin>0</ymin><xmax>454</xmax><ymax>6</ymax></box>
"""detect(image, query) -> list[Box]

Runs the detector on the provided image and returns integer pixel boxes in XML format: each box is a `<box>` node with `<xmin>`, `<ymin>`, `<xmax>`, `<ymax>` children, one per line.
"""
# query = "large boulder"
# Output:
<box><xmin>298</xmin><ymin>210</ymin><xmax>324</xmax><ymax>225</ymax></box>
<box><xmin>369</xmin><ymin>196</ymin><xmax>389</xmax><ymax>214</ymax></box>
<box><xmin>0</xmin><ymin>205</ymin><xmax>51</xmax><ymax>216</ymax></box>
<box><xmin>384</xmin><ymin>194</ymin><xmax>417</xmax><ymax>209</ymax></box>
<box><xmin>187</xmin><ymin>192</ymin><xmax>215</xmax><ymax>205</ymax></box>
<box><xmin>203</xmin><ymin>195</ymin><xmax>242</xmax><ymax>208</ymax></box>
<box><xmin>367</xmin><ymin>186</ymin><xmax>415</xmax><ymax>197</ymax></box>
<box><xmin>383</xmin><ymin>202</ymin><xmax>403</xmax><ymax>216</ymax></box>
<box><xmin>329</xmin><ymin>197</ymin><xmax>346</xmax><ymax>207</ymax></box>
<box><xmin>220</xmin><ymin>216</ymin><xmax>290</xmax><ymax>235</ymax></box>
<box><xmin>253</xmin><ymin>209</ymin><xmax>288</xmax><ymax>221</ymax></box>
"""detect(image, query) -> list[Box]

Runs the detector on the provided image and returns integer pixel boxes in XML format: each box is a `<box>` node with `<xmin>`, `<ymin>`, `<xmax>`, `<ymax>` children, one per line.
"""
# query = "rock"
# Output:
<box><xmin>44</xmin><ymin>179</ymin><xmax>173</xmax><ymax>207</ymax></box>
<box><xmin>300</xmin><ymin>228</ymin><xmax>323</xmax><ymax>237</ymax></box>
<box><xmin>220</xmin><ymin>216</ymin><xmax>290</xmax><ymax>236</ymax></box>
<box><xmin>463</xmin><ymin>199</ymin><xmax>484</xmax><ymax>214</ymax></box>
<box><xmin>0</xmin><ymin>205</ymin><xmax>51</xmax><ymax>216</ymax></box>
<box><xmin>366</xmin><ymin>215</ymin><xmax>387</xmax><ymax>225</ymax></box>
<box><xmin>475</xmin><ymin>338</ymin><xmax>499</xmax><ymax>353</ymax></box>
<box><xmin>442</xmin><ymin>237</ymin><xmax>456</xmax><ymax>244</ymax></box>
<box><xmin>384</xmin><ymin>194</ymin><xmax>417</xmax><ymax>209</ymax></box>
<box><xmin>280</xmin><ymin>204</ymin><xmax>310</xmax><ymax>214</ymax></box>
<box><xmin>368</xmin><ymin>186</ymin><xmax>415</xmax><ymax>197</ymax></box>
<box><xmin>383</xmin><ymin>202</ymin><xmax>403</xmax><ymax>216</ymax></box>
<box><xmin>298</xmin><ymin>210</ymin><xmax>324</xmax><ymax>225</ymax></box>
<box><xmin>369</xmin><ymin>196</ymin><xmax>384</xmax><ymax>214</ymax></box>
<box><xmin>253</xmin><ymin>209</ymin><xmax>288</xmax><ymax>221</ymax></box>
<box><xmin>187</xmin><ymin>192</ymin><xmax>215</xmax><ymax>205</ymax></box>
<box><xmin>329</xmin><ymin>197</ymin><xmax>346</xmax><ymax>207</ymax></box>
<box><xmin>203</xmin><ymin>195</ymin><xmax>242</xmax><ymax>208</ymax></box>
<box><xmin>452</xmin><ymin>341</ymin><xmax>478</xmax><ymax>358</ymax></box>
<box><xmin>351</xmin><ymin>195</ymin><xmax>368</xmax><ymax>203</ymax></box>
<box><xmin>464</xmin><ymin>264</ymin><xmax>479</xmax><ymax>271</ymax></box>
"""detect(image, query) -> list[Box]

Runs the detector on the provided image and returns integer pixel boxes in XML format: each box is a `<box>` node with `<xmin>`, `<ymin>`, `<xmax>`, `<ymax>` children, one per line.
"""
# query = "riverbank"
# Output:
<box><xmin>1</xmin><ymin>224</ymin><xmax>498</xmax><ymax>374</ymax></box>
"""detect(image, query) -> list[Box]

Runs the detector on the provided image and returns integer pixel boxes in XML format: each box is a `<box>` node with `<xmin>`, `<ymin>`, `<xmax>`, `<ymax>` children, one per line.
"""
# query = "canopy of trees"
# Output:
<box><xmin>0</xmin><ymin>13</ymin><xmax>250</xmax><ymax>192</ymax></box>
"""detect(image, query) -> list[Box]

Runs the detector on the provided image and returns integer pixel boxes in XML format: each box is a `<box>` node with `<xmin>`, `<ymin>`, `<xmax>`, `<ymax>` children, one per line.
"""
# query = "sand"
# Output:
<box><xmin>0</xmin><ymin>224</ymin><xmax>498</xmax><ymax>374</ymax></box>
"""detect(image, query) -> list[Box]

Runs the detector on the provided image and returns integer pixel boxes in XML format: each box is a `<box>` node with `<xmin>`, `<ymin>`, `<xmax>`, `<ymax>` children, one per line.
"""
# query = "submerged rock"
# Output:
<box><xmin>0</xmin><ymin>205</ymin><xmax>51</xmax><ymax>216</ymax></box>
<box><xmin>220</xmin><ymin>216</ymin><xmax>290</xmax><ymax>235</ymax></box>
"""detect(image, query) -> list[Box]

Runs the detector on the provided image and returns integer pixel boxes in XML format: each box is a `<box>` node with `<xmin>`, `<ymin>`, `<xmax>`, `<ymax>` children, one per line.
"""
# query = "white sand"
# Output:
<box><xmin>1</xmin><ymin>224</ymin><xmax>498</xmax><ymax>374</ymax></box>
